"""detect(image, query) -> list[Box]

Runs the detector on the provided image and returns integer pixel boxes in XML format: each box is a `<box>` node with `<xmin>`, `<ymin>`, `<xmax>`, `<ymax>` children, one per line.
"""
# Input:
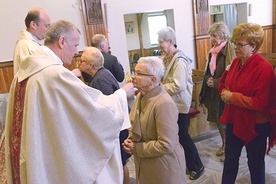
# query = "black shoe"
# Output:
<box><xmin>189</xmin><ymin>166</ymin><xmax>204</xmax><ymax>180</ymax></box>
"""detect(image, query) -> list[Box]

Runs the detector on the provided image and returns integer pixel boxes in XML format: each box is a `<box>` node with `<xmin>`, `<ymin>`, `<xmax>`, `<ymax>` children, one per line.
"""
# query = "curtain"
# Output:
<box><xmin>223</xmin><ymin>4</ymin><xmax>238</xmax><ymax>34</ymax></box>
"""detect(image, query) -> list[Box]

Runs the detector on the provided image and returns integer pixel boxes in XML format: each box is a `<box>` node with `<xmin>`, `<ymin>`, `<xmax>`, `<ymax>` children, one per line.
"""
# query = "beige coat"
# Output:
<box><xmin>162</xmin><ymin>50</ymin><xmax>193</xmax><ymax>114</ymax></box>
<box><xmin>129</xmin><ymin>85</ymin><xmax>186</xmax><ymax>184</ymax></box>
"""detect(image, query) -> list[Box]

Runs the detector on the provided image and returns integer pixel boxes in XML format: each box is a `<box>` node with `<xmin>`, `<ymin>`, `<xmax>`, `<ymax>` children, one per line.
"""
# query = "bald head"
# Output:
<box><xmin>82</xmin><ymin>47</ymin><xmax>104</xmax><ymax>69</ymax></box>
<box><xmin>25</xmin><ymin>7</ymin><xmax>51</xmax><ymax>40</ymax></box>
<box><xmin>91</xmin><ymin>34</ymin><xmax>109</xmax><ymax>53</ymax></box>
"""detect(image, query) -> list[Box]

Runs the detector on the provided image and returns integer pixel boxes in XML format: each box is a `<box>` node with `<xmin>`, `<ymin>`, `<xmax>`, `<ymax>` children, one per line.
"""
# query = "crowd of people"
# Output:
<box><xmin>1</xmin><ymin>6</ymin><xmax>275</xmax><ymax>184</ymax></box>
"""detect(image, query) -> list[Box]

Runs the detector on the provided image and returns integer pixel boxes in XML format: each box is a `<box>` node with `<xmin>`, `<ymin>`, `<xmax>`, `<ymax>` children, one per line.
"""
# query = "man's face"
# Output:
<box><xmin>34</xmin><ymin>11</ymin><xmax>51</xmax><ymax>40</ymax></box>
<box><xmin>79</xmin><ymin>52</ymin><xmax>92</xmax><ymax>73</ymax></box>
<box><xmin>101</xmin><ymin>40</ymin><xmax>109</xmax><ymax>54</ymax></box>
<box><xmin>61</xmin><ymin>29</ymin><xmax>80</xmax><ymax>65</ymax></box>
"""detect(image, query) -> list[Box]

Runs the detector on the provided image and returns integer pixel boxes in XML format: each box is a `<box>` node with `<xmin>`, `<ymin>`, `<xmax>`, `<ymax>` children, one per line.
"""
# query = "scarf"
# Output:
<box><xmin>219</xmin><ymin>53</ymin><xmax>275</xmax><ymax>145</ymax></box>
<box><xmin>209</xmin><ymin>41</ymin><xmax>227</xmax><ymax>76</ymax></box>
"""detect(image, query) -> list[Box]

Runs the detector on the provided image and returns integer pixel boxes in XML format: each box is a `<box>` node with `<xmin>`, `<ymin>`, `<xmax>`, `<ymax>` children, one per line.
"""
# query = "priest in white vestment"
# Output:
<box><xmin>13</xmin><ymin>8</ymin><xmax>51</xmax><ymax>75</ymax></box>
<box><xmin>5</xmin><ymin>20</ymin><xmax>134</xmax><ymax>184</ymax></box>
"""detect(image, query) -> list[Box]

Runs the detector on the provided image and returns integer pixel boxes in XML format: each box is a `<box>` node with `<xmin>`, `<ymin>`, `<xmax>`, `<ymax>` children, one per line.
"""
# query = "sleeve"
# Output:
<box><xmin>218</xmin><ymin>70</ymin><xmax>228</xmax><ymax>94</ymax></box>
<box><xmin>135</xmin><ymin>99</ymin><xmax>179</xmax><ymax>157</ymax></box>
<box><xmin>13</xmin><ymin>42</ymin><xmax>32</xmax><ymax>74</ymax></box>
<box><xmin>163</xmin><ymin>58</ymin><xmax>189</xmax><ymax>96</ymax></box>
<box><xmin>112</xmin><ymin>58</ymin><xmax>125</xmax><ymax>82</ymax></box>
<box><xmin>213</xmin><ymin>77</ymin><xmax>220</xmax><ymax>89</ymax></box>
<box><xmin>92</xmin><ymin>77</ymin><xmax>115</xmax><ymax>95</ymax></box>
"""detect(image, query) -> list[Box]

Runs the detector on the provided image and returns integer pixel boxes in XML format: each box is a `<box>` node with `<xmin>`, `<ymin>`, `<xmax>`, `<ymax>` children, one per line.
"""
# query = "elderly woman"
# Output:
<box><xmin>123</xmin><ymin>56</ymin><xmax>186</xmax><ymax>184</ymax></box>
<box><xmin>157</xmin><ymin>27</ymin><xmax>204</xmax><ymax>180</ymax></box>
<box><xmin>199</xmin><ymin>22</ymin><xmax>235</xmax><ymax>159</ymax></box>
<box><xmin>219</xmin><ymin>23</ymin><xmax>276</xmax><ymax>184</ymax></box>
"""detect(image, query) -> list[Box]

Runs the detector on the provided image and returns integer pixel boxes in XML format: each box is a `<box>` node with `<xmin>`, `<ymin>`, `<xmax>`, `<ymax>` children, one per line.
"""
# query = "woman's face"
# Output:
<box><xmin>79</xmin><ymin>53</ymin><xmax>91</xmax><ymax>73</ymax></box>
<box><xmin>233</xmin><ymin>38</ymin><xmax>255</xmax><ymax>59</ymax></box>
<box><xmin>210</xmin><ymin>31</ymin><xmax>224</xmax><ymax>46</ymax></box>
<box><xmin>132</xmin><ymin>63</ymin><xmax>154</xmax><ymax>94</ymax></box>
<box><xmin>158</xmin><ymin>36</ymin><xmax>171</xmax><ymax>55</ymax></box>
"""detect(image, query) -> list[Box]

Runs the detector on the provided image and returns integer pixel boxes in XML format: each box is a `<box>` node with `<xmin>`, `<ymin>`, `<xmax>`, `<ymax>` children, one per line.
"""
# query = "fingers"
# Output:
<box><xmin>221</xmin><ymin>91</ymin><xmax>231</xmax><ymax>104</ymax></box>
<box><xmin>122</xmin><ymin>139</ymin><xmax>134</xmax><ymax>155</ymax></box>
<box><xmin>206</xmin><ymin>77</ymin><xmax>214</xmax><ymax>87</ymax></box>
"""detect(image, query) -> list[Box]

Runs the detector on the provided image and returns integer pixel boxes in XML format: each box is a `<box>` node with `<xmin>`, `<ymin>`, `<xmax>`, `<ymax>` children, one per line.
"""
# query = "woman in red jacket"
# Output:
<box><xmin>219</xmin><ymin>23</ymin><xmax>276</xmax><ymax>184</ymax></box>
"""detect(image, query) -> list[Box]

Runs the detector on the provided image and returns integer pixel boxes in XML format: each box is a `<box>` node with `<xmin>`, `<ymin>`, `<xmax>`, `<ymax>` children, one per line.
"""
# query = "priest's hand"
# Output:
<box><xmin>121</xmin><ymin>83</ymin><xmax>136</xmax><ymax>98</ymax></box>
<box><xmin>71</xmin><ymin>68</ymin><xmax>82</xmax><ymax>77</ymax></box>
<box><xmin>122</xmin><ymin>139</ymin><xmax>136</xmax><ymax>155</ymax></box>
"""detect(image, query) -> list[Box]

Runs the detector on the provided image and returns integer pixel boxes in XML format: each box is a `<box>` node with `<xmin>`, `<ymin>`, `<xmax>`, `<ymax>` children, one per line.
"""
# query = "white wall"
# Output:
<box><xmin>0</xmin><ymin>0</ymin><xmax>86</xmax><ymax>62</ymax></box>
<box><xmin>0</xmin><ymin>0</ymin><xmax>273</xmax><ymax>74</ymax></box>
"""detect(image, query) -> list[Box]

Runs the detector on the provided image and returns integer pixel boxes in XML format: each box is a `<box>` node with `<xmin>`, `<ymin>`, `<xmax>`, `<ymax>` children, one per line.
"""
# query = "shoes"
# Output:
<box><xmin>189</xmin><ymin>166</ymin><xmax>204</xmax><ymax>180</ymax></box>
<box><xmin>216</xmin><ymin>146</ymin><xmax>225</xmax><ymax>156</ymax></box>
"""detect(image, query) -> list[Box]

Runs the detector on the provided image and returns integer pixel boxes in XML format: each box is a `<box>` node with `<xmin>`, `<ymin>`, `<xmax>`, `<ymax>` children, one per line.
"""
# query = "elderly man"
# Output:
<box><xmin>88</xmin><ymin>34</ymin><xmax>125</xmax><ymax>82</ymax></box>
<box><xmin>5</xmin><ymin>20</ymin><xmax>135</xmax><ymax>184</ymax></box>
<box><xmin>13</xmin><ymin>7</ymin><xmax>51</xmax><ymax>74</ymax></box>
<box><xmin>80</xmin><ymin>47</ymin><xmax>121</xmax><ymax>94</ymax></box>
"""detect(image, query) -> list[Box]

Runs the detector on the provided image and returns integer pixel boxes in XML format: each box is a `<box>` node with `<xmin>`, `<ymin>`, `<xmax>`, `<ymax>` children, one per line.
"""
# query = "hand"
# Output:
<box><xmin>71</xmin><ymin>68</ymin><xmax>82</xmax><ymax>77</ymax></box>
<box><xmin>221</xmin><ymin>89</ymin><xmax>233</xmax><ymax>104</ymax></box>
<box><xmin>122</xmin><ymin>139</ymin><xmax>136</xmax><ymax>155</ymax></box>
<box><xmin>121</xmin><ymin>83</ymin><xmax>136</xmax><ymax>98</ymax></box>
<box><xmin>207</xmin><ymin>77</ymin><xmax>214</xmax><ymax>88</ymax></box>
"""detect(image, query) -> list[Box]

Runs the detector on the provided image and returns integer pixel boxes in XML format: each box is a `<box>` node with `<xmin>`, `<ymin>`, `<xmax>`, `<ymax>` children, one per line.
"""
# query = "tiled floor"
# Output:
<box><xmin>127</xmin><ymin>131</ymin><xmax>276</xmax><ymax>184</ymax></box>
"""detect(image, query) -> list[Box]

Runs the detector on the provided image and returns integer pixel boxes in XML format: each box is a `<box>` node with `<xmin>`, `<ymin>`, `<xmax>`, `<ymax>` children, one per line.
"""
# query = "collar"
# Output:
<box><xmin>41</xmin><ymin>46</ymin><xmax>63</xmax><ymax>64</ymax></box>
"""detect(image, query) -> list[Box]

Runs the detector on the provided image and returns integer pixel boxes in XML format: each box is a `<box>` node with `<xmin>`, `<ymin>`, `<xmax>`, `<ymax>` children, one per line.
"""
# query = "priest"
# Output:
<box><xmin>5</xmin><ymin>20</ymin><xmax>135</xmax><ymax>184</ymax></box>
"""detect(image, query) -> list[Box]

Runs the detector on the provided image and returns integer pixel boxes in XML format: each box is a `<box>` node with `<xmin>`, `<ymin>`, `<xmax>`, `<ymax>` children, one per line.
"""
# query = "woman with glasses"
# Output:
<box><xmin>122</xmin><ymin>57</ymin><xmax>186</xmax><ymax>184</ymax></box>
<box><xmin>199</xmin><ymin>22</ymin><xmax>236</xmax><ymax>161</ymax></box>
<box><xmin>157</xmin><ymin>27</ymin><xmax>204</xmax><ymax>180</ymax></box>
<box><xmin>219</xmin><ymin>23</ymin><xmax>276</xmax><ymax>184</ymax></box>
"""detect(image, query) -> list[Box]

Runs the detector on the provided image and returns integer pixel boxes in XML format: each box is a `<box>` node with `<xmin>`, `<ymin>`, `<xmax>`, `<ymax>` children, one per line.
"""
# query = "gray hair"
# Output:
<box><xmin>91</xmin><ymin>34</ymin><xmax>107</xmax><ymax>48</ymax></box>
<box><xmin>208</xmin><ymin>22</ymin><xmax>230</xmax><ymax>40</ymax></box>
<box><xmin>83</xmin><ymin>47</ymin><xmax>104</xmax><ymax>69</ymax></box>
<box><xmin>137</xmin><ymin>56</ymin><xmax>165</xmax><ymax>85</ymax></box>
<box><xmin>44</xmin><ymin>20</ymin><xmax>80</xmax><ymax>45</ymax></box>
<box><xmin>157</xmin><ymin>27</ymin><xmax>177</xmax><ymax>46</ymax></box>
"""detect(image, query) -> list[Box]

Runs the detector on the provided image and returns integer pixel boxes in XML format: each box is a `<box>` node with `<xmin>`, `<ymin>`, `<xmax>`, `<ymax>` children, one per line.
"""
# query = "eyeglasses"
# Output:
<box><xmin>210</xmin><ymin>33</ymin><xmax>219</xmax><ymax>38</ymax></box>
<box><xmin>232</xmin><ymin>42</ymin><xmax>250</xmax><ymax>48</ymax></box>
<box><xmin>133</xmin><ymin>71</ymin><xmax>154</xmax><ymax>77</ymax></box>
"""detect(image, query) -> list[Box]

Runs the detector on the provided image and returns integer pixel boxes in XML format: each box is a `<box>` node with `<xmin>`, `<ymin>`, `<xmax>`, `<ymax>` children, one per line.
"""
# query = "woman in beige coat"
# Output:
<box><xmin>123</xmin><ymin>56</ymin><xmax>186</xmax><ymax>184</ymax></box>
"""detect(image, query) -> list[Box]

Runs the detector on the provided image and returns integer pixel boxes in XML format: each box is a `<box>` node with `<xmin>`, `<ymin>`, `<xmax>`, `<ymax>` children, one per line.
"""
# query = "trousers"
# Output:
<box><xmin>222</xmin><ymin>123</ymin><xmax>271</xmax><ymax>184</ymax></box>
<box><xmin>177</xmin><ymin>113</ymin><xmax>203</xmax><ymax>172</ymax></box>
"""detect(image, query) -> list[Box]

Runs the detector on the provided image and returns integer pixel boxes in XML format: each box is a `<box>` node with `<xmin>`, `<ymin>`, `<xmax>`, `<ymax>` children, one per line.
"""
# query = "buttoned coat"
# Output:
<box><xmin>129</xmin><ymin>85</ymin><xmax>186</xmax><ymax>184</ymax></box>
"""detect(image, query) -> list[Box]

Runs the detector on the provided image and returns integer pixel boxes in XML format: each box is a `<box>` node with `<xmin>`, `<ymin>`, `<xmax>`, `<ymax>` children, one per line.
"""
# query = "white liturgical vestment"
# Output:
<box><xmin>5</xmin><ymin>46</ymin><xmax>130</xmax><ymax>184</ymax></box>
<box><xmin>13</xmin><ymin>29</ymin><xmax>42</xmax><ymax>75</ymax></box>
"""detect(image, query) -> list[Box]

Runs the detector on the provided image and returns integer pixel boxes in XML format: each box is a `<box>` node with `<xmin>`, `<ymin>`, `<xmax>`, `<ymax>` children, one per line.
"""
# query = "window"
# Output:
<box><xmin>148</xmin><ymin>12</ymin><xmax>167</xmax><ymax>46</ymax></box>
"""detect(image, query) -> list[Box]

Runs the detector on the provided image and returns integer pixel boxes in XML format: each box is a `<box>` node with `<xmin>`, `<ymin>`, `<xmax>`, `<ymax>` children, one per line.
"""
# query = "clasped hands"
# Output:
<box><xmin>221</xmin><ymin>88</ymin><xmax>233</xmax><ymax>104</ymax></box>
<box><xmin>206</xmin><ymin>77</ymin><xmax>214</xmax><ymax>88</ymax></box>
<box><xmin>122</xmin><ymin>139</ymin><xmax>136</xmax><ymax>155</ymax></box>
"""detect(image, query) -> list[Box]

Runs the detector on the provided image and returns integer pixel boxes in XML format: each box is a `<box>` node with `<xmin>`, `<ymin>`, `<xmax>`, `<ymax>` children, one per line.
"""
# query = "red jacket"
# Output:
<box><xmin>219</xmin><ymin>53</ymin><xmax>276</xmax><ymax>150</ymax></box>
